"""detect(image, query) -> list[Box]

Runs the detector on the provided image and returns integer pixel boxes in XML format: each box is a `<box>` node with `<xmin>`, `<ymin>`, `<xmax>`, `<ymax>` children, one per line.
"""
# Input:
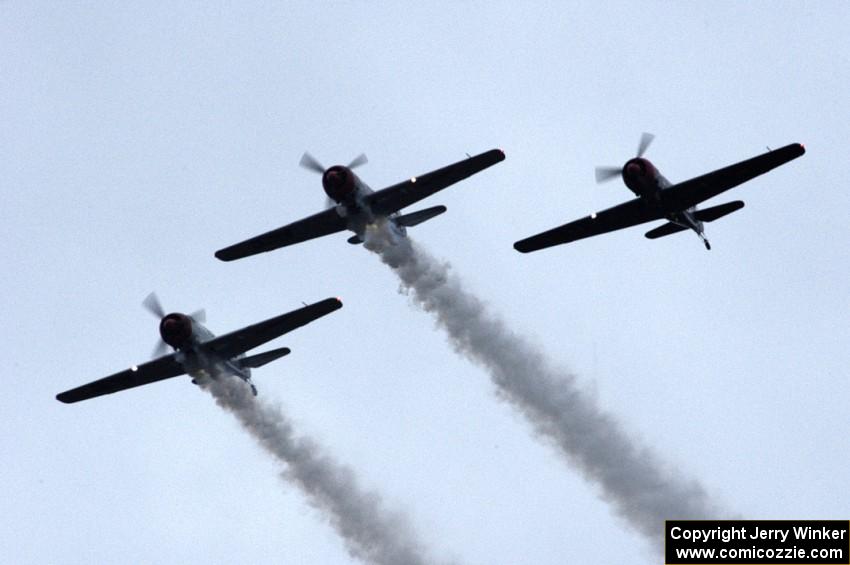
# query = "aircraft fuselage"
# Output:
<box><xmin>622</xmin><ymin>158</ymin><xmax>709</xmax><ymax>249</ymax></box>
<box><xmin>324</xmin><ymin>166</ymin><xmax>407</xmax><ymax>240</ymax></box>
<box><xmin>163</xmin><ymin>315</ymin><xmax>253</xmax><ymax>388</ymax></box>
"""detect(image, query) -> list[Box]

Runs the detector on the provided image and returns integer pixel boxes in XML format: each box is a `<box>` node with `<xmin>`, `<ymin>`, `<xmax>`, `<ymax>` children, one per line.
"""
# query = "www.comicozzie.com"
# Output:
<box><xmin>665</xmin><ymin>520</ymin><xmax>849</xmax><ymax>564</ymax></box>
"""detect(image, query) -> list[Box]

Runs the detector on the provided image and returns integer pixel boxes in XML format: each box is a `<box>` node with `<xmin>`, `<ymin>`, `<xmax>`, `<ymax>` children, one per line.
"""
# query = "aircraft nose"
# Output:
<box><xmin>161</xmin><ymin>319</ymin><xmax>180</xmax><ymax>343</ymax></box>
<box><xmin>324</xmin><ymin>171</ymin><xmax>342</xmax><ymax>192</ymax></box>
<box><xmin>626</xmin><ymin>162</ymin><xmax>641</xmax><ymax>176</ymax></box>
<box><xmin>160</xmin><ymin>314</ymin><xmax>192</xmax><ymax>348</ymax></box>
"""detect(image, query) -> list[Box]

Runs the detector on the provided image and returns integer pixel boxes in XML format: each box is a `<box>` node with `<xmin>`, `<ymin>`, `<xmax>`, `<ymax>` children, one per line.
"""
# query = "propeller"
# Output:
<box><xmin>636</xmin><ymin>132</ymin><xmax>655</xmax><ymax>158</ymax></box>
<box><xmin>594</xmin><ymin>132</ymin><xmax>655</xmax><ymax>184</ymax></box>
<box><xmin>594</xmin><ymin>166</ymin><xmax>621</xmax><ymax>183</ymax></box>
<box><xmin>299</xmin><ymin>151</ymin><xmax>369</xmax><ymax>173</ymax></box>
<box><xmin>347</xmin><ymin>153</ymin><xmax>368</xmax><ymax>169</ymax></box>
<box><xmin>151</xmin><ymin>339</ymin><xmax>170</xmax><ymax>359</ymax></box>
<box><xmin>299</xmin><ymin>152</ymin><xmax>325</xmax><ymax>174</ymax></box>
<box><xmin>142</xmin><ymin>292</ymin><xmax>205</xmax><ymax>359</ymax></box>
<box><xmin>300</xmin><ymin>151</ymin><xmax>368</xmax><ymax>208</ymax></box>
<box><xmin>143</xmin><ymin>292</ymin><xmax>170</xmax><ymax>358</ymax></box>
<box><xmin>142</xmin><ymin>291</ymin><xmax>165</xmax><ymax>318</ymax></box>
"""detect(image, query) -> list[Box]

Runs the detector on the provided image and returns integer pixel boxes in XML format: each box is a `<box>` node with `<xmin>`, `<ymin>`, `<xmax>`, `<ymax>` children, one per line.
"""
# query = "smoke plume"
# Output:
<box><xmin>204</xmin><ymin>376</ymin><xmax>444</xmax><ymax>565</ymax></box>
<box><xmin>364</xmin><ymin>221</ymin><xmax>725</xmax><ymax>549</ymax></box>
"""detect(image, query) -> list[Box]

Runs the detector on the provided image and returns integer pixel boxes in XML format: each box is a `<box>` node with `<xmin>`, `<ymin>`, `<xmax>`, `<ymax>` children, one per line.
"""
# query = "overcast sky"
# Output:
<box><xmin>2</xmin><ymin>2</ymin><xmax>848</xmax><ymax>564</ymax></box>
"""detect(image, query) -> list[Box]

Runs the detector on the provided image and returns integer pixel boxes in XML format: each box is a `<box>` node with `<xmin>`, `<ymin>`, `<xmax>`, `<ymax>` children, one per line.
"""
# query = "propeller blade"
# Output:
<box><xmin>299</xmin><ymin>152</ymin><xmax>325</xmax><ymax>174</ymax></box>
<box><xmin>636</xmin><ymin>132</ymin><xmax>655</xmax><ymax>158</ymax></box>
<box><xmin>189</xmin><ymin>309</ymin><xmax>206</xmax><ymax>323</ymax></box>
<box><xmin>595</xmin><ymin>166</ymin><xmax>622</xmax><ymax>183</ymax></box>
<box><xmin>347</xmin><ymin>153</ymin><xmax>368</xmax><ymax>169</ymax></box>
<box><xmin>142</xmin><ymin>292</ymin><xmax>165</xmax><ymax>318</ymax></box>
<box><xmin>325</xmin><ymin>197</ymin><xmax>337</xmax><ymax>209</ymax></box>
<box><xmin>152</xmin><ymin>339</ymin><xmax>169</xmax><ymax>359</ymax></box>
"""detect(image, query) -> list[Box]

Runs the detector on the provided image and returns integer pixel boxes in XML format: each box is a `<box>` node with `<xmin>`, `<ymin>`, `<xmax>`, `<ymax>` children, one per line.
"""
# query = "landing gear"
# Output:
<box><xmin>703</xmin><ymin>238</ymin><xmax>711</xmax><ymax>250</ymax></box>
<box><xmin>250</xmin><ymin>383</ymin><xmax>258</xmax><ymax>396</ymax></box>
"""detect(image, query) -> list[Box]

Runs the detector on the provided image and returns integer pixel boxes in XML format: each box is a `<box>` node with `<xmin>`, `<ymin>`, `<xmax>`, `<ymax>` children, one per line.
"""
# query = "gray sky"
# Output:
<box><xmin>2</xmin><ymin>2</ymin><xmax>848</xmax><ymax>564</ymax></box>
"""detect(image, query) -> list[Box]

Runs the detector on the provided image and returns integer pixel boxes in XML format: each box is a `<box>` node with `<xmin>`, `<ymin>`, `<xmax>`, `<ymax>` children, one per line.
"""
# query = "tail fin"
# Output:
<box><xmin>241</xmin><ymin>346</ymin><xmax>291</xmax><ymax>369</ymax></box>
<box><xmin>645</xmin><ymin>222</ymin><xmax>688</xmax><ymax>239</ymax></box>
<box><xmin>394</xmin><ymin>205</ymin><xmax>447</xmax><ymax>228</ymax></box>
<box><xmin>694</xmin><ymin>200</ymin><xmax>745</xmax><ymax>222</ymax></box>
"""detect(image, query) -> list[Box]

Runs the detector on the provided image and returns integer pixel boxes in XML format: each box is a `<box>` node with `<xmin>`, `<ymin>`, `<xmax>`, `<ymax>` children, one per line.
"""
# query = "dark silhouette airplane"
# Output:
<box><xmin>514</xmin><ymin>134</ymin><xmax>805</xmax><ymax>252</ymax></box>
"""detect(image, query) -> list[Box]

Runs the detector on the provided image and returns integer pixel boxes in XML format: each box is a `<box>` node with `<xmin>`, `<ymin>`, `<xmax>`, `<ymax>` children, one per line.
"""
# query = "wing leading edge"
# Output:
<box><xmin>203</xmin><ymin>297</ymin><xmax>343</xmax><ymax>359</ymax></box>
<box><xmin>663</xmin><ymin>143</ymin><xmax>805</xmax><ymax>210</ymax></box>
<box><xmin>366</xmin><ymin>149</ymin><xmax>505</xmax><ymax>216</ymax></box>
<box><xmin>215</xmin><ymin>207</ymin><xmax>347</xmax><ymax>262</ymax></box>
<box><xmin>514</xmin><ymin>197</ymin><xmax>665</xmax><ymax>253</ymax></box>
<box><xmin>56</xmin><ymin>354</ymin><xmax>186</xmax><ymax>404</ymax></box>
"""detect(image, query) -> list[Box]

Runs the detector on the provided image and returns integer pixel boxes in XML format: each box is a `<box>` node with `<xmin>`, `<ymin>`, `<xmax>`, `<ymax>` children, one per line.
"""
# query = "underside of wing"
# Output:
<box><xmin>56</xmin><ymin>354</ymin><xmax>186</xmax><ymax>404</ymax></box>
<box><xmin>204</xmin><ymin>297</ymin><xmax>343</xmax><ymax>359</ymax></box>
<box><xmin>664</xmin><ymin>143</ymin><xmax>805</xmax><ymax>210</ymax></box>
<box><xmin>514</xmin><ymin>197</ymin><xmax>664</xmax><ymax>253</ymax></box>
<box><xmin>215</xmin><ymin>208</ymin><xmax>347</xmax><ymax>261</ymax></box>
<box><xmin>367</xmin><ymin>149</ymin><xmax>504</xmax><ymax>216</ymax></box>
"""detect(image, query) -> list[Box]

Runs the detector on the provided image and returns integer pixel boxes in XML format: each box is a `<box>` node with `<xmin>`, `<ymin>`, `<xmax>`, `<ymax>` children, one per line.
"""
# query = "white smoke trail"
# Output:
<box><xmin>365</xmin><ymin>221</ymin><xmax>726</xmax><ymax>549</ymax></box>
<box><xmin>204</xmin><ymin>376</ymin><xmax>445</xmax><ymax>565</ymax></box>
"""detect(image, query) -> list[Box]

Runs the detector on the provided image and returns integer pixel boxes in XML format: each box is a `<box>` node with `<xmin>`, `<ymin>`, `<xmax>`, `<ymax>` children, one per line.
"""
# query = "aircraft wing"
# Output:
<box><xmin>366</xmin><ymin>149</ymin><xmax>505</xmax><ymax>216</ymax></box>
<box><xmin>514</xmin><ymin>198</ymin><xmax>665</xmax><ymax>253</ymax></box>
<box><xmin>663</xmin><ymin>143</ymin><xmax>805</xmax><ymax>210</ymax></box>
<box><xmin>56</xmin><ymin>354</ymin><xmax>186</xmax><ymax>404</ymax></box>
<box><xmin>203</xmin><ymin>297</ymin><xmax>342</xmax><ymax>359</ymax></box>
<box><xmin>215</xmin><ymin>208</ymin><xmax>347</xmax><ymax>261</ymax></box>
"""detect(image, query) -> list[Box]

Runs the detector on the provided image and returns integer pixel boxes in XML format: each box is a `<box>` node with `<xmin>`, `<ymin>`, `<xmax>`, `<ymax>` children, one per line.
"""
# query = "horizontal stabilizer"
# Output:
<box><xmin>240</xmin><ymin>347</ymin><xmax>291</xmax><ymax>369</ymax></box>
<box><xmin>693</xmin><ymin>200</ymin><xmax>745</xmax><ymax>222</ymax></box>
<box><xmin>645</xmin><ymin>222</ymin><xmax>688</xmax><ymax>239</ymax></box>
<box><xmin>394</xmin><ymin>205</ymin><xmax>447</xmax><ymax>228</ymax></box>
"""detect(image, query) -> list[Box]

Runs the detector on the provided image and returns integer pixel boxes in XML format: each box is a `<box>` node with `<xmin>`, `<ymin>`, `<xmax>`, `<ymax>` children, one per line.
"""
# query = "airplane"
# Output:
<box><xmin>56</xmin><ymin>293</ymin><xmax>342</xmax><ymax>404</ymax></box>
<box><xmin>215</xmin><ymin>149</ymin><xmax>505</xmax><ymax>261</ymax></box>
<box><xmin>513</xmin><ymin>134</ymin><xmax>805</xmax><ymax>252</ymax></box>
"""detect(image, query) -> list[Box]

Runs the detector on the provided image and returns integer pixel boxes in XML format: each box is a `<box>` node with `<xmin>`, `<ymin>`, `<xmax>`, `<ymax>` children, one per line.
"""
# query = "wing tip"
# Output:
<box><xmin>478</xmin><ymin>148</ymin><xmax>506</xmax><ymax>162</ymax></box>
<box><xmin>317</xmin><ymin>296</ymin><xmax>344</xmax><ymax>311</ymax></box>
<box><xmin>56</xmin><ymin>392</ymin><xmax>74</xmax><ymax>404</ymax></box>
<box><xmin>781</xmin><ymin>142</ymin><xmax>805</xmax><ymax>157</ymax></box>
<box><xmin>214</xmin><ymin>249</ymin><xmax>237</xmax><ymax>262</ymax></box>
<box><xmin>513</xmin><ymin>240</ymin><xmax>533</xmax><ymax>253</ymax></box>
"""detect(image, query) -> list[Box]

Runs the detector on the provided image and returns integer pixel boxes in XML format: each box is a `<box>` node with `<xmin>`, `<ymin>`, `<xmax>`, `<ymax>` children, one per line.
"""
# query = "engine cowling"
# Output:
<box><xmin>622</xmin><ymin>157</ymin><xmax>659</xmax><ymax>196</ymax></box>
<box><xmin>159</xmin><ymin>313</ymin><xmax>193</xmax><ymax>349</ymax></box>
<box><xmin>322</xmin><ymin>166</ymin><xmax>357</xmax><ymax>203</ymax></box>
